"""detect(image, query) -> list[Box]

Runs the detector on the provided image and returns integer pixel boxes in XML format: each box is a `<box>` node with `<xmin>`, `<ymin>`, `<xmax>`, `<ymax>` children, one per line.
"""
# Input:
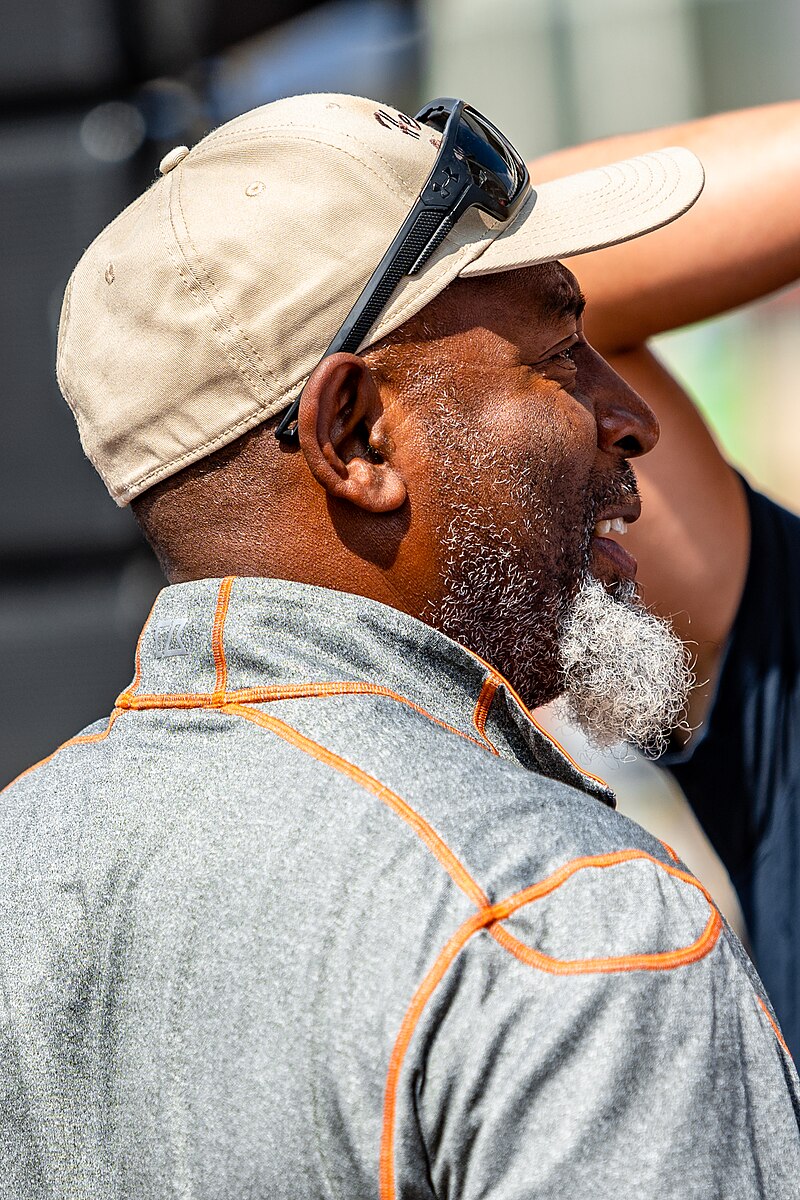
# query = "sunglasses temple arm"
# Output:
<box><xmin>274</xmin><ymin>206</ymin><xmax>459</xmax><ymax>442</ymax></box>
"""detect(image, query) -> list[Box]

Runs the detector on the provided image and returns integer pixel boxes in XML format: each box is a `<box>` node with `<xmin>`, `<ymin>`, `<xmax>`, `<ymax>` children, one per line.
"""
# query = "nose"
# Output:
<box><xmin>583</xmin><ymin>345</ymin><xmax>659</xmax><ymax>459</ymax></box>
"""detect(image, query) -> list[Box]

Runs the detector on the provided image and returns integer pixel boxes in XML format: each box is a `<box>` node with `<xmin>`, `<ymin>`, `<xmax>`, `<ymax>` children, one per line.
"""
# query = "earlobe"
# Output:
<box><xmin>298</xmin><ymin>352</ymin><xmax>407</xmax><ymax>514</ymax></box>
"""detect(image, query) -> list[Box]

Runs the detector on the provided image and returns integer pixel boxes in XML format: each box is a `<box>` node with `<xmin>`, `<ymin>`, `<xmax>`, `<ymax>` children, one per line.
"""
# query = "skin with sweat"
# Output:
<box><xmin>134</xmin><ymin>263</ymin><xmax>659</xmax><ymax>712</ymax></box>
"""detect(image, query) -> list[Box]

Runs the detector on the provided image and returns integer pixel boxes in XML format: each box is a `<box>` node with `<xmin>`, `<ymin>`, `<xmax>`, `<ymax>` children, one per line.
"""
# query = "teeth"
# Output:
<box><xmin>594</xmin><ymin>517</ymin><xmax>628</xmax><ymax>536</ymax></box>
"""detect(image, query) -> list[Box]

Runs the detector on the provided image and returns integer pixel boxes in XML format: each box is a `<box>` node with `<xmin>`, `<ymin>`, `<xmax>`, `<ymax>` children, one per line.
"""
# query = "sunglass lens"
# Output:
<box><xmin>455</xmin><ymin>108</ymin><xmax>524</xmax><ymax>207</ymax></box>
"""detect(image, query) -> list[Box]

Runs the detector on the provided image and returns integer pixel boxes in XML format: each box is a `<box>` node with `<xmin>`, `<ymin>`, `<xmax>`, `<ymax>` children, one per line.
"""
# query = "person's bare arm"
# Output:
<box><xmin>531</xmin><ymin>103</ymin><xmax>800</xmax><ymax>722</ymax></box>
<box><xmin>533</xmin><ymin>102</ymin><xmax>800</xmax><ymax>350</ymax></box>
<box><xmin>603</xmin><ymin>345</ymin><xmax>748</xmax><ymax>725</ymax></box>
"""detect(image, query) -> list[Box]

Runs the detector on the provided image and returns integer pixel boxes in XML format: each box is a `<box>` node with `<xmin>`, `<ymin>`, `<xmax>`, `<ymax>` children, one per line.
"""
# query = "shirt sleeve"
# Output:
<box><xmin>668</xmin><ymin>479</ymin><xmax>800</xmax><ymax>880</ymax></box>
<box><xmin>392</xmin><ymin>853</ymin><xmax>800</xmax><ymax>1199</ymax></box>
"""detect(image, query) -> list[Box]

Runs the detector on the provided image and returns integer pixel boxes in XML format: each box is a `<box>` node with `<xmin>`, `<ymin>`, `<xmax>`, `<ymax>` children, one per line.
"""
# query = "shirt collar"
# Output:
<box><xmin>117</xmin><ymin>576</ymin><xmax>614</xmax><ymax>808</ymax></box>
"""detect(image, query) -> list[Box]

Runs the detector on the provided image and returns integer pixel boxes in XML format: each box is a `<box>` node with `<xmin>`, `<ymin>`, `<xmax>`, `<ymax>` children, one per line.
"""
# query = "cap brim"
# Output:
<box><xmin>459</xmin><ymin>146</ymin><xmax>704</xmax><ymax>278</ymax></box>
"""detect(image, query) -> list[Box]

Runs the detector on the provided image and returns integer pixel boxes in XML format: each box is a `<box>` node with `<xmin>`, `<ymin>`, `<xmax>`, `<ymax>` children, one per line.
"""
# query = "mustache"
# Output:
<box><xmin>574</xmin><ymin>463</ymin><xmax>641</xmax><ymax>579</ymax></box>
<box><xmin>588</xmin><ymin>463</ymin><xmax>641</xmax><ymax>524</ymax></box>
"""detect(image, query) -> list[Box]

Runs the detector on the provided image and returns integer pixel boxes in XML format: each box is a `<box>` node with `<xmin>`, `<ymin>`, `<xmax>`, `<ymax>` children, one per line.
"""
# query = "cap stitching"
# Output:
<box><xmin>160</xmin><ymin>192</ymin><xmax>275</xmax><ymax>397</ymax></box>
<box><xmin>473</xmin><ymin>154</ymin><xmax>688</xmax><ymax>269</ymax></box>
<box><xmin>119</xmin><ymin>388</ymin><xmax>296</xmax><ymax>500</ymax></box>
<box><xmin>164</xmin><ymin>237</ymin><xmax>278</xmax><ymax>398</ymax></box>
<box><xmin>197</xmin><ymin>126</ymin><xmax>421</xmax><ymax>200</ymax></box>
<box><xmin>172</xmin><ymin>170</ymin><xmax>282</xmax><ymax>390</ymax></box>
<box><xmin>559</xmin><ymin>155</ymin><xmax>682</xmax><ymax>229</ymax></box>
<box><xmin>121</xmin><ymin>223</ymin><xmax>492</xmax><ymax>498</ymax></box>
<box><xmin>553</xmin><ymin>172</ymin><xmax>684</xmax><ymax>240</ymax></box>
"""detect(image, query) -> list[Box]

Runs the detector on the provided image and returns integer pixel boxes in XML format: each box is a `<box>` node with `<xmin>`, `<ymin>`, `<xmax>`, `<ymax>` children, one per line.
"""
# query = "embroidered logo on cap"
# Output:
<box><xmin>152</xmin><ymin>617</ymin><xmax>190</xmax><ymax>658</ymax></box>
<box><xmin>374</xmin><ymin>109</ymin><xmax>421</xmax><ymax>138</ymax></box>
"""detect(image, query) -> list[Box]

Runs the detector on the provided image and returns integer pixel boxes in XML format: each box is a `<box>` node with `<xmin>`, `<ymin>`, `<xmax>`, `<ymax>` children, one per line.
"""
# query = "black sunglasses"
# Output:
<box><xmin>275</xmin><ymin>97</ymin><xmax>531</xmax><ymax>442</ymax></box>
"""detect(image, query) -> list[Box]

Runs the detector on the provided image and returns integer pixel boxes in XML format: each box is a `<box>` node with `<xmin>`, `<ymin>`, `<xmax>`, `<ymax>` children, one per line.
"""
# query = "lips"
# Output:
<box><xmin>590</xmin><ymin>500</ymin><xmax>641</xmax><ymax>580</ymax></box>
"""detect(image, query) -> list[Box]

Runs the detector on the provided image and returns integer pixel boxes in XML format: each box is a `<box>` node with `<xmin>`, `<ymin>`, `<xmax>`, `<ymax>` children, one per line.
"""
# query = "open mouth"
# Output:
<box><xmin>591</xmin><ymin>507</ymin><xmax>639</xmax><ymax>579</ymax></box>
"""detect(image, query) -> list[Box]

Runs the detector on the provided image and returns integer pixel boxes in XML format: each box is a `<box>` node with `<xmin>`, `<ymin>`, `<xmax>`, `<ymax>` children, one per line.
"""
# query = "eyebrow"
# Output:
<box><xmin>540</xmin><ymin>285</ymin><xmax>586</xmax><ymax>324</ymax></box>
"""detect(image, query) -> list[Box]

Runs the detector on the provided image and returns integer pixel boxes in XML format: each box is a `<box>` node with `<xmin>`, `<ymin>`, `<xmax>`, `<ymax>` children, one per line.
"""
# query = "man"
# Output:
<box><xmin>2</xmin><ymin>94</ymin><xmax>798</xmax><ymax>1196</ymax></box>
<box><xmin>532</xmin><ymin>100</ymin><xmax>800</xmax><ymax>1055</ymax></box>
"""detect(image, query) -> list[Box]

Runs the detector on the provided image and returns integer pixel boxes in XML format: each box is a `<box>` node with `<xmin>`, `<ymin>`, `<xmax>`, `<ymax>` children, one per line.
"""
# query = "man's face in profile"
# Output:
<box><xmin>392</xmin><ymin>262</ymin><xmax>691</xmax><ymax>752</ymax></box>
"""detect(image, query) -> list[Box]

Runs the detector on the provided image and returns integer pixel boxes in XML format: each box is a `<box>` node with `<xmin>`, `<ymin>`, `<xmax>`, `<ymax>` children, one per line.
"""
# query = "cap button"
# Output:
<box><xmin>159</xmin><ymin>145</ymin><xmax>190</xmax><ymax>175</ymax></box>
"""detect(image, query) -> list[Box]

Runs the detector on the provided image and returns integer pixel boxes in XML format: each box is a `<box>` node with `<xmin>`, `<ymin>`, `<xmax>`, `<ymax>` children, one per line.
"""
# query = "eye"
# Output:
<box><xmin>550</xmin><ymin>344</ymin><xmax>576</xmax><ymax>366</ymax></box>
<box><xmin>528</xmin><ymin>338</ymin><xmax>581</xmax><ymax>376</ymax></box>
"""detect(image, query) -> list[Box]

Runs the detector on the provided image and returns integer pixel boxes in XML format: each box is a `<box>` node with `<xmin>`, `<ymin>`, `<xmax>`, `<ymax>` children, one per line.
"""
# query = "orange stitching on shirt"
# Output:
<box><xmin>211</xmin><ymin>576</ymin><xmax>235</xmax><ymax>702</ymax></box>
<box><xmin>379</xmin><ymin>849</ymin><xmax>723</xmax><ymax>1200</ymax></box>
<box><xmin>116</xmin><ymin>594</ymin><xmax>160</xmax><ymax>705</ymax></box>
<box><xmin>116</xmin><ymin>590</ymin><xmax>600</xmax><ymax>781</ymax></box>
<box><xmin>489</xmin><ymin>907</ymin><xmax>722</xmax><ymax>974</ymax></box>
<box><xmin>490</xmin><ymin>849</ymin><xmax>718</xmax><ymax>917</ymax></box>
<box><xmin>472</xmin><ymin>676</ymin><xmax>500</xmax><ymax>755</ymax></box>
<box><xmin>462</xmin><ymin>645</ymin><xmax>609</xmax><ymax>790</ymax></box>
<box><xmin>379</xmin><ymin>908</ymin><xmax>488</xmax><ymax>1200</ymax></box>
<box><xmin>0</xmin><ymin>709</ymin><xmax>122</xmax><ymax>794</ymax></box>
<box><xmin>486</xmin><ymin>850</ymin><xmax>722</xmax><ymax>976</ymax></box>
<box><xmin>757</xmin><ymin>995</ymin><xmax>792</xmax><ymax>1059</ymax></box>
<box><xmin>660</xmin><ymin>839</ymin><xmax>681</xmax><ymax>864</ymax></box>
<box><xmin>222</xmin><ymin>702</ymin><xmax>490</xmax><ymax>910</ymax></box>
<box><xmin>115</xmin><ymin>681</ymin><xmax>490</xmax><ymax>750</ymax></box>
<box><xmin>215</xmin><ymin>701</ymin><xmax>720</xmax><ymax>1198</ymax></box>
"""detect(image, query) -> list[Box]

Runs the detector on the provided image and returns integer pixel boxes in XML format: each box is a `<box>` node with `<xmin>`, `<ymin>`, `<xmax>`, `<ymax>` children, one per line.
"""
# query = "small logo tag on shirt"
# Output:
<box><xmin>152</xmin><ymin>617</ymin><xmax>189</xmax><ymax>658</ymax></box>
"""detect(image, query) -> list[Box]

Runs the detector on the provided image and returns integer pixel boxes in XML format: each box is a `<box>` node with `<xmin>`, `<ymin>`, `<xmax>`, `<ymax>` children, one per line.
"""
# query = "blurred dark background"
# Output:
<box><xmin>2</xmin><ymin>0</ymin><xmax>798</xmax><ymax>933</ymax></box>
<box><xmin>1</xmin><ymin>0</ymin><xmax>421</xmax><ymax>785</ymax></box>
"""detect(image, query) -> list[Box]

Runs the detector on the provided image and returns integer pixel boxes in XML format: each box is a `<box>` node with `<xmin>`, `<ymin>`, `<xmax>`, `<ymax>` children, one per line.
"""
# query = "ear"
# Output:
<box><xmin>297</xmin><ymin>353</ymin><xmax>407</xmax><ymax>513</ymax></box>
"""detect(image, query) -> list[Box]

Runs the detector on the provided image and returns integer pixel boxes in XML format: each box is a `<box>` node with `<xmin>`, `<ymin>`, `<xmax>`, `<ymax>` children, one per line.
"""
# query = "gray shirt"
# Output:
<box><xmin>1</xmin><ymin>576</ymin><xmax>798</xmax><ymax>1198</ymax></box>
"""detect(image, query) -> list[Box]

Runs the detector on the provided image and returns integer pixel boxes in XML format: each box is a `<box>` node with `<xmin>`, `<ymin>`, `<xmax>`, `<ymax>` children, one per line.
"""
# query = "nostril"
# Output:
<box><xmin>616</xmin><ymin>435</ymin><xmax>642</xmax><ymax>455</ymax></box>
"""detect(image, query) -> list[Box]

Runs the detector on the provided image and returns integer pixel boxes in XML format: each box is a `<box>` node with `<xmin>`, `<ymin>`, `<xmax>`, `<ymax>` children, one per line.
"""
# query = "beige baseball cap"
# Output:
<box><xmin>57</xmin><ymin>92</ymin><xmax>704</xmax><ymax>505</ymax></box>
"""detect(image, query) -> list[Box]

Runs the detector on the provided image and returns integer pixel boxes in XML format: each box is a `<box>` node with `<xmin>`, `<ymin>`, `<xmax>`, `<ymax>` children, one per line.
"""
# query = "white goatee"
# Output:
<box><xmin>557</xmin><ymin>576</ymin><xmax>694</xmax><ymax>757</ymax></box>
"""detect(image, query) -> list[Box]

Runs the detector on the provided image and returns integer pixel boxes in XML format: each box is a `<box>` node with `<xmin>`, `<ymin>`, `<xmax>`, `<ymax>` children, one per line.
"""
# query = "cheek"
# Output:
<box><xmin>501</xmin><ymin>385</ymin><xmax>599</xmax><ymax>500</ymax></box>
<box><xmin>390</xmin><ymin>420</ymin><xmax>458</xmax><ymax>604</ymax></box>
<box><xmin>400</xmin><ymin>372</ymin><xmax>599</xmax><ymax>578</ymax></box>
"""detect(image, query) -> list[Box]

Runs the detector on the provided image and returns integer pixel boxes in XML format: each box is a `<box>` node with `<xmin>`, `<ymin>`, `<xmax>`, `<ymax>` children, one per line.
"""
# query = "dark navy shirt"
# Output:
<box><xmin>670</xmin><ymin>479</ymin><xmax>800</xmax><ymax>1059</ymax></box>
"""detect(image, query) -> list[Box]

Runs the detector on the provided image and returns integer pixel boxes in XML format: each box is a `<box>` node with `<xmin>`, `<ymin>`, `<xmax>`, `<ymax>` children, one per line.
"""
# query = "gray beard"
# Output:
<box><xmin>421</xmin><ymin>398</ymin><xmax>692</xmax><ymax>756</ymax></box>
<box><xmin>428</xmin><ymin>503</ymin><xmax>693</xmax><ymax>758</ymax></box>
<box><xmin>556</xmin><ymin>576</ymin><xmax>693</xmax><ymax>758</ymax></box>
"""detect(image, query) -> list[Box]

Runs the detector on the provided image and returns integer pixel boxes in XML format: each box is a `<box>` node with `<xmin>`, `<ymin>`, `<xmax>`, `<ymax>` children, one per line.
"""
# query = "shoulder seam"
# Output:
<box><xmin>222</xmin><ymin>701</ymin><xmax>491</xmax><ymax>909</ymax></box>
<box><xmin>1</xmin><ymin>709</ymin><xmax>122</xmax><ymax>795</ymax></box>
<box><xmin>379</xmin><ymin>852</ymin><xmax>723</xmax><ymax>1200</ymax></box>
<box><xmin>487</xmin><ymin>850</ymin><xmax>722</xmax><ymax>976</ymax></box>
